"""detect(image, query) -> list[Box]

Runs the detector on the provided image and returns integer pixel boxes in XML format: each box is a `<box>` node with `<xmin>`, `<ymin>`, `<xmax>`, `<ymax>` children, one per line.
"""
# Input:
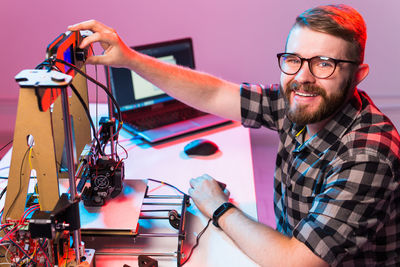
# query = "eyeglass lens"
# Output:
<box><xmin>279</xmin><ymin>54</ymin><xmax>336</xmax><ymax>78</ymax></box>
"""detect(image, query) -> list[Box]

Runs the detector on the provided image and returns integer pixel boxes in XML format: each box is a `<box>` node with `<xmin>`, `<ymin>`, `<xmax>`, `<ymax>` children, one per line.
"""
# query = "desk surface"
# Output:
<box><xmin>0</xmin><ymin>104</ymin><xmax>259</xmax><ymax>267</ymax></box>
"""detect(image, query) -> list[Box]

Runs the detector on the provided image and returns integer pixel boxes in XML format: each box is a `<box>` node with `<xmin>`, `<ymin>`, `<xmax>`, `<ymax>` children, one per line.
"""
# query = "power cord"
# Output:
<box><xmin>146</xmin><ymin>178</ymin><xmax>213</xmax><ymax>266</ymax></box>
<box><xmin>50</xmin><ymin>57</ymin><xmax>123</xmax><ymax>132</ymax></box>
<box><xmin>147</xmin><ymin>178</ymin><xmax>186</xmax><ymax>195</ymax></box>
<box><xmin>69</xmin><ymin>83</ymin><xmax>104</xmax><ymax>155</ymax></box>
<box><xmin>49</xmin><ymin>57</ymin><xmax>126</xmax><ymax>159</ymax></box>
<box><xmin>181</xmin><ymin>218</ymin><xmax>212</xmax><ymax>266</ymax></box>
<box><xmin>3</xmin><ymin>146</ymin><xmax>31</xmax><ymax>220</ymax></box>
<box><xmin>28</xmin><ymin>56</ymin><xmax>213</xmax><ymax>265</ymax></box>
<box><xmin>0</xmin><ymin>186</ymin><xmax>7</xmax><ymax>201</ymax></box>
<box><xmin>0</xmin><ymin>140</ymin><xmax>13</xmax><ymax>153</ymax></box>
<box><xmin>35</xmin><ymin>56</ymin><xmax>128</xmax><ymax>162</ymax></box>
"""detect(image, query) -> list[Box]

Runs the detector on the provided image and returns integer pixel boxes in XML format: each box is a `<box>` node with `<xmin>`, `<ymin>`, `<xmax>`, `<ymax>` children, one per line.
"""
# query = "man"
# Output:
<box><xmin>69</xmin><ymin>4</ymin><xmax>400</xmax><ymax>266</ymax></box>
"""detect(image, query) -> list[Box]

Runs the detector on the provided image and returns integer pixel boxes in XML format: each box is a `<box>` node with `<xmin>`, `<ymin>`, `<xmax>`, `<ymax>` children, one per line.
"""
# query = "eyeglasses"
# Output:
<box><xmin>277</xmin><ymin>53</ymin><xmax>359</xmax><ymax>79</ymax></box>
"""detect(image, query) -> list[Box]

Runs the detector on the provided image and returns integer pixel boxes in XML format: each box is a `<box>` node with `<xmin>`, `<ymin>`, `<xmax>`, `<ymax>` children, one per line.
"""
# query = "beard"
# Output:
<box><xmin>281</xmin><ymin>78</ymin><xmax>353</xmax><ymax>125</ymax></box>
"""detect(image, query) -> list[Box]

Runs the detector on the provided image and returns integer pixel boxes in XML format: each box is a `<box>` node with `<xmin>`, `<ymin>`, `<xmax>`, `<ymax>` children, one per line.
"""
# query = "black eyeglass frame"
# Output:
<box><xmin>277</xmin><ymin>53</ymin><xmax>359</xmax><ymax>79</ymax></box>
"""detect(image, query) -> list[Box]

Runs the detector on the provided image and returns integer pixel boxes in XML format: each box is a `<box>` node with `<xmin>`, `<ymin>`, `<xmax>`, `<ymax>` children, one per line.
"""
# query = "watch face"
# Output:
<box><xmin>213</xmin><ymin>202</ymin><xmax>235</xmax><ymax>228</ymax></box>
<box><xmin>215</xmin><ymin>205</ymin><xmax>226</xmax><ymax>216</ymax></box>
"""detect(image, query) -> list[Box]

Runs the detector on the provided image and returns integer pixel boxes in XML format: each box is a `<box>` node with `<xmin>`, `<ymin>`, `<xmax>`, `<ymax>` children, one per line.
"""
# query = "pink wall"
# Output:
<box><xmin>1</xmin><ymin>0</ymin><xmax>400</xmax><ymax>224</ymax></box>
<box><xmin>1</xmin><ymin>0</ymin><xmax>399</xmax><ymax>103</ymax></box>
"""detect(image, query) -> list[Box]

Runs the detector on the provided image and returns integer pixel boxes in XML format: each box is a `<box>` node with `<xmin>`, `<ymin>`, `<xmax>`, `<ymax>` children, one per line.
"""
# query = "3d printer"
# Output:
<box><xmin>1</xmin><ymin>29</ymin><xmax>125</xmax><ymax>266</ymax></box>
<box><xmin>1</xmin><ymin>29</ymin><xmax>190</xmax><ymax>267</ymax></box>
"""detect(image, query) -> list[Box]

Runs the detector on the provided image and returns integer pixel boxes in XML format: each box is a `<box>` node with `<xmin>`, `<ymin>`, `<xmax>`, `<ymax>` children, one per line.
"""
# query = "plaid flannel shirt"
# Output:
<box><xmin>241</xmin><ymin>83</ymin><xmax>400</xmax><ymax>266</ymax></box>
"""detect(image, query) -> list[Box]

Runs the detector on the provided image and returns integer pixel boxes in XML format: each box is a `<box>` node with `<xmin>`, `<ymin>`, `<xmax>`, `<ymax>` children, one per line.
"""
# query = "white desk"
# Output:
<box><xmin>0</xmin><ymin>104</ymin><xmax>259</xmax><ymax>267</ymax></box>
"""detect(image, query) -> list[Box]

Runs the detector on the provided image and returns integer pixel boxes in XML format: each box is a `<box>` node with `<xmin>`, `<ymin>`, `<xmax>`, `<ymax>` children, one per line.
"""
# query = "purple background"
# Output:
<box><xmin>1</xmin><ymin>1</ymin><xmax>400</xmax><ymax>225</ymax></box>
<box><xmin>1</xmin><ymin>1</ymin><xmax>399</xmax><ymax>102</ymax></box>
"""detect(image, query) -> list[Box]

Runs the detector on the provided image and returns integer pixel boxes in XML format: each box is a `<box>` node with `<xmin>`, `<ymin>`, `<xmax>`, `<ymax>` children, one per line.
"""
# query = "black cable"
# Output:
<box><xmin>6</xmin><ymin>236</ymin><xmax>33</xmax><ymax>262</ymax></box>
<box><xmin>0</xmin><ymin>222</ymin><xmax>9</xmax><ymax>232</ymax></box>
<box><xmin>0</xmin><ymin>140</ymin><xmax>13</xmax><ymax>153</ymax></box>
<box><xmin>38</xmin><ymin>239</ymin><xmax>52</xmax><ymax>267</ymax></box>
<box><xmin>37</xmin><ymin>56</ymin><xmax>127</xmax><ymax>161</ymax></box>
<box><xmin>35</xmin><ymin>61</ymin><xmax>52</xmax><ymax>70</ymax></box>
<box><xmin>17</xmin><ymin>254</ymin><xmax>30</xmax><ymax>265</ymax></box>
<box><xmin>69</xmin><ymin>83</ymin><xmax>104</xmax><ymax>155</ymax></box>
<box><xmin>117</xmin><ymin>141</ymin><xmax>128</xmax><ymax>160</ymax></box>
<box><xmin>92</xmin><ymin>46</ymin><xmax>99</xmax><ymax>134</ymax></box>
<box><xmin>104</xmin><ymin>64</ymin><xmax>121</xmax><ymax>154</ymax></box>
<box><xmin>145</xmin><ymin>178</ymin><xmax>211</xmax><ymax>266</ymax></box>
<box><xmin>44</xmin><ymin>62</ymin><xmax>102</xmax><ymax>154</ymax></box>
<box><xmin>147</xmin><ymin>178</ymin><xmax>186</xmax><ymax>195</ymax></box>
<box><xmin>35</xmin><ymin>60</ymin><xmax>62</xmax><ymax>73</ymax></box>
<box><xmin>181</xmin><ymin>219</ymin><xmax>212</xmax><ymax>266</ymax></box>
<box><xmin>3</xmin><ymin>146</ymin><xmax>30</xmax><ymax>220</ymax></box>
<box><xmin>0</xmin><ymin>186</ymin><xmax>6</xmax><ymax>200</ymax></box>
<box><xmin>50</xmin><ymin>57</ymin><xmax>123</xmax><ymax>134</ymax></box>
<box><xmin>50</xmin><ymin>56</ymin><xmax>126</xmax><ymax>161</ymax></box>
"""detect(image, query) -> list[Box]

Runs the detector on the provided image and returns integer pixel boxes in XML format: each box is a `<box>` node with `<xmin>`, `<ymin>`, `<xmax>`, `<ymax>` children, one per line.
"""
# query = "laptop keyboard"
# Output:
<box><xmin>128</xmin><ymin>107</ymin><xmax>207</xmax><ymax>131</ymax></box>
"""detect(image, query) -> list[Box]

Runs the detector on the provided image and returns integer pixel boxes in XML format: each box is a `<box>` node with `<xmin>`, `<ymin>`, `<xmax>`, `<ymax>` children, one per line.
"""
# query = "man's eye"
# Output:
<box><xmin>317</xmin><ymin>61</ymin><xmax>334</xmax><ymax>68</ymax></box>
<box><xmin>285</xmin><ymin>57</ymin><xmax>300</xmax><ymax>64</ymax></box>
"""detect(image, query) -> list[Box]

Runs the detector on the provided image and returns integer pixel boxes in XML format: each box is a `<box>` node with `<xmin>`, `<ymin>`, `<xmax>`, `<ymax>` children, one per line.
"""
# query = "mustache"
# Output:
<box><xmin>287</xmin><ymin>81</ymin><xmax>326</xmax><ymax>96</ymax></box>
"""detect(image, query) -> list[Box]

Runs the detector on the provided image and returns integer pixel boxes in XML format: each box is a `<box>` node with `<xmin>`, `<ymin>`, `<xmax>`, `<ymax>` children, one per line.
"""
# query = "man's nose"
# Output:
<box><xmin>294</xmin><ymin>61</ymin><xmax>316</xmax><ymax>84</ymax></box>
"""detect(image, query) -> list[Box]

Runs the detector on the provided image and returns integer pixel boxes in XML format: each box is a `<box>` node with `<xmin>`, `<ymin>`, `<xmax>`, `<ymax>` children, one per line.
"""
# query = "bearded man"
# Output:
<box><xmin>70</xmin><ymin>4</ymin><xmax>400</xmax><ymax>266</ymax></box>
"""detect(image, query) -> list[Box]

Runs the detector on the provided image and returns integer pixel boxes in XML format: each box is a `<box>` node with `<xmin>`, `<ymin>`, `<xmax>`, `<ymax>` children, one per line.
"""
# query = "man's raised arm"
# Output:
<box><xmin>69</xmin><ymin>20</ymin><xmax>241</xmax><ymax>121</ymax></box>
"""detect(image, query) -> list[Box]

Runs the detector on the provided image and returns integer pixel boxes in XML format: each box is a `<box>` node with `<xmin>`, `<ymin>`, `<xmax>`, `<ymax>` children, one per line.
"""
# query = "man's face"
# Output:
<box><xmin>280</xmin><ymin>26</ymin><xmax>357</xmax><ymax>125</ymax></box>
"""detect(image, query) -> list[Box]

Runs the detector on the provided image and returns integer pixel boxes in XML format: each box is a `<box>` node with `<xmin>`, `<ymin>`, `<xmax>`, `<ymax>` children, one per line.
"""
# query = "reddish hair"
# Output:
<box><xmin>295</xmin><ymin>4</ymin><xmax>367</xmax><ymax>63</ymax></box>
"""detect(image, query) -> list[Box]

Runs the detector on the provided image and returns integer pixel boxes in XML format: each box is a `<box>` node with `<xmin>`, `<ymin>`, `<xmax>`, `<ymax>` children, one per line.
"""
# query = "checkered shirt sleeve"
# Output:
<box><xmin>240</xmin><ymin>83</ymin><xmax>286</xmax><ymax>131</ymax></box>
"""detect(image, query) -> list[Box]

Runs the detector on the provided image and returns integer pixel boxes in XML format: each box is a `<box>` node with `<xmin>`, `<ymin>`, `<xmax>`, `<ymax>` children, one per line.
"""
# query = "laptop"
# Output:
<box><xmin>107</xmin><ymin>38</ymin><xmax>230</xmax><ymax>143</ymax></box>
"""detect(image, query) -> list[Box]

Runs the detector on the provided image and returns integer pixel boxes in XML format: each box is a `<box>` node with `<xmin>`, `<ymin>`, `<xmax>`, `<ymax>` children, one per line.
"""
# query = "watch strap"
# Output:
<box><xmin>212</xmin><ymin>202</ymin><xmax>235</xmax><ymax>228</ymax></box>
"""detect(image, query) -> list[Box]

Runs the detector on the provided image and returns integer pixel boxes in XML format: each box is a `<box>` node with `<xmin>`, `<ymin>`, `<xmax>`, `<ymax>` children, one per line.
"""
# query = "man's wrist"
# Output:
<box><xmin>212</xmin><ymin>202</ymin><xmax>235</xmax><ymax>228</ymax></box>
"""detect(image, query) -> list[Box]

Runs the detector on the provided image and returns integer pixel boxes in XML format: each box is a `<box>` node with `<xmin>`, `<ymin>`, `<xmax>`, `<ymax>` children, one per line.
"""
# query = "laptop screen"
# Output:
<box><xmin>108</xmin><ymin>38</ymin><xmax>195</xmax><ymax>112</ymax></box>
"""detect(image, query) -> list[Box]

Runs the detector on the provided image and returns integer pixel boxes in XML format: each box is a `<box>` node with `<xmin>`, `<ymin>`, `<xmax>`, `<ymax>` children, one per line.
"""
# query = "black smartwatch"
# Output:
<box><xmin>212</xmin><ymin>202</ymin><xmax>235</xmax><ymax>228</ymax></box>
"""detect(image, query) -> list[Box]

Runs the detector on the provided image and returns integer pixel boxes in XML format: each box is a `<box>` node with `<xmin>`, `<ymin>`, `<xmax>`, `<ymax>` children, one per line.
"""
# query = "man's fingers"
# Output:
<box><xmin>68</xmin><ymin>20</ymin><xmax>117</xmax><ymax>49</ymax></box>
<box><xmin>68</xmin><ymin>19</ymin><xmax>109</xmax><ymax>33</ymax></box>
<box><xmin>200</xmin><ymin>173</ymin><xmax>213</xmax><ymax>180</ymax></box>
<box><xmin>80</xmin><ymin>31</ymin><xmax>115</xmax><ymax>49</ymax></box>
<box><xmin>188</xmin><ymin>187</ymin><xmax>194</xmax><ymax>196</ymax></box>
<box><xmin>223</xmin><ymin>188</ymin><xmax>230</xmax><ymax>197</ymax></box>
<box><xmin>190</xmin><ymin>174</ymin><xmax>213</xmax><ymax>188</ymax></box>
<box><xmin>189</xmin><ymin>177</ymin><xmax>200</xmax><ymax>188</ymax></box>
<box><xmin>86</xmin><ymin>54</ymin><xmax>119</xmax><ymax>66</ymax></box>
<box><xmin>79</xmin><ymin>32</ymin><xmax>100</xmax><ymax>48</ymax></box>
<box><xmin>85</xmin><ymin>54</ymin><xmax>105</xmax><ymax>65</ymax></box>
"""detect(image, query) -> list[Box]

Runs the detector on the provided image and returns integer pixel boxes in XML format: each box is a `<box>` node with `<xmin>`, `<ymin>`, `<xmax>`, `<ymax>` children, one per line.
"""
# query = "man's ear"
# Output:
<box><xmin>354</xmin><ymin>63</ymin><xmax>369</xmax><ymax>85</ymax></box>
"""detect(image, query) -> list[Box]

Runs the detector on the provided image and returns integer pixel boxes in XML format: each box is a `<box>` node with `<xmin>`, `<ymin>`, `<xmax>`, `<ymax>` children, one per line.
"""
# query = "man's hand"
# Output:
<box><xmin>188</xmin><ymin>174</ymin><xmax>230</xmax><ymax>218</ymax></box>
<box><xmin>68</xmin><ymin>21</ymin><xmax>242</xmax><ymax>123</ymax></box>
<box><xmin>68</xmin><ymin>20</ymin><xmax>133</xmax><ymax>67</ymax></box>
